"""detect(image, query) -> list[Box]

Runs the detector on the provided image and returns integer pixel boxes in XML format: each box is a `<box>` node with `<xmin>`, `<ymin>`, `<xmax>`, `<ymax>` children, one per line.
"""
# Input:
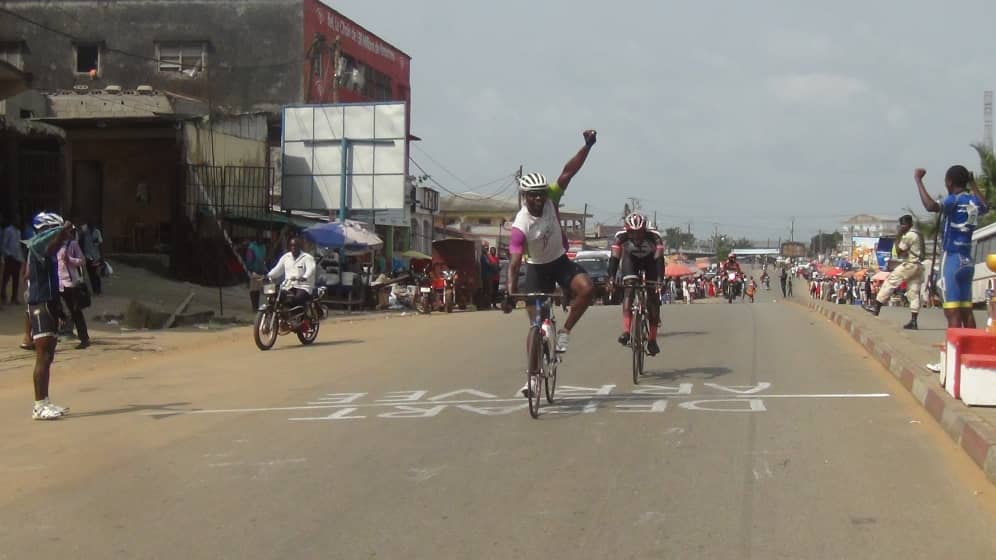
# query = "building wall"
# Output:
<box><xmin>183</xmin><ymin>114</ymin><xmax>268</xmax><ymax>167</ymax></box>
<box><xmin>302</xmin><ymin>0</ymin><xmax>411</xmax><ymax>105</ymax></box>
<box><xmin>0</xmin><ymin>0</ymin><xmax>304</xmax><ymax>113</ymax></box>
<box><xmin>69</xmin><ymin>133</ymin><xmax>180</xmax><ymax>252</ymax></box>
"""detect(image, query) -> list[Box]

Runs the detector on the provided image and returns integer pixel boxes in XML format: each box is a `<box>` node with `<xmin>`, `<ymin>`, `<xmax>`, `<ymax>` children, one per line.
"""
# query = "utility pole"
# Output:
<box><xmin>515</xmin><ymin>165</ymin><xmax>523</xmax><ymax>208</ymax></box>
<box><xmin>653</xmin><ymin>210</ymin><xmax>657</xmax><ymax>230</ymax></box>
<box><xmin>581</xmin><ymin>203</ymin><xmax>589</xmax><ymax>248</ymax></box>
<box><xmin>790</xmin><ymin>217</ymin><xmax>795</xmax><ymax>242</ymax></box>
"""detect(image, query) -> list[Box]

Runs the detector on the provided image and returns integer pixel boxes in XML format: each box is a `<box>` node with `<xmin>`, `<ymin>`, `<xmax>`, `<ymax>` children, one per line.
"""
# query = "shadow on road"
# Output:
<box><xmin>658</xmin><ymin>331</ymin><xmax>707</xmax><ymax>338</ymax></box>
<box><xmin>68</xmin><ymin>401</ymin><xmax>193</xmax><ymax>419</ymax></box>
<box><xmin>272</xmin><ymin>339</ymin><xmax>363</xmax><ymax>351</ymax></box>
<box><xmin>642</xmin><ymin>366</ymin><xmax>732</xmax><ymax>381</ymax></box>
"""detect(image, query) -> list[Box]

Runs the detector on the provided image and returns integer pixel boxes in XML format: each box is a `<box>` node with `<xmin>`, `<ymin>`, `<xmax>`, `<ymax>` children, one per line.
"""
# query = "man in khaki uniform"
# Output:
<box><xmin>865</xmin><ymin>215</ymin><xmax>924</xmax><ymax>329</ymax></box>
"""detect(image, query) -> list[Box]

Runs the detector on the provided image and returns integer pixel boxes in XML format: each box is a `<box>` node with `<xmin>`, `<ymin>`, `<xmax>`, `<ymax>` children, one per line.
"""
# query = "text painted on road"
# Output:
<box><xmin>165</xmin><ymin>383</ymin><xmax>890</xmax><ymax>421</ymax></box>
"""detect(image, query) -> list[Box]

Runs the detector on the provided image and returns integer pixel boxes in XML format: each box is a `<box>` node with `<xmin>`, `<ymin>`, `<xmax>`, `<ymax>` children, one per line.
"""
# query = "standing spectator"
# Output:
<box><xmin>23</xmin><ymin>212</ymin><xmax>72</xmax><ymax>419</ymax></box>
<box><xmin>915</xmin><ymin>166</ymin><xmax>988</xmax><ymax>328</ymax></box>
<box><xmin>2</xmin><ymin>214</ymin><xmax>24</xmax><ymax>304</ymax></box>
<box><xmin>488</xmin><ymin>246</ymin><xmax>500</xmax><ymax>308</ymax></box>
<box><xmin>245</xmin><ymin>234</ymin><xmax>268</xmax><ymax>312</ymax></box>
<box><xmin>79</xmin><ymin>219</ymin><xmax>103</xmax><ymax>295</ymax></box>
<box><xmin>787</xmin><ymin>275</ymin><xmax>794</xmax><ymax>297</ymax></box>
<box><xmin>779</xmin><ymin>267</ymin><xmax>788</xmax><ymax>297</ymax></box>
<box><xmin>56</xmin><ymin>224</ymin><xmax>90</xmax><ymax>349</ymax></box>
<box><xmin>865</xmin><ymin>214</ymin><xmax>925</xmax><ymax>329</ymax></box>
<box><xmin>479</xmin><ymin>242</ymin><xmax>496</xmax><ymax>309</ymax></box>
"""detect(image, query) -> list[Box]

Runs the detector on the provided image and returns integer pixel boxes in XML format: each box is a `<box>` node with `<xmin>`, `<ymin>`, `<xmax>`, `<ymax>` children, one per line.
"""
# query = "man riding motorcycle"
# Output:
<box><xmin>266</xmin><ymin>237</ymin><xmax>317</xmax><ymax>312</ymax></box>
<box><xmin>607</xmin><ymin>213</ymin><xmax>664</xmax><ymax>356</ymax></box>
<box><xmin>720</xmin><ymin>254</ymin><xmax>743</xmax><ymax>300</ymax></box>
<box><xmin>720</xmin><ymin>253</ymin><xmax>741</xmax><ymax>276</ymax></box>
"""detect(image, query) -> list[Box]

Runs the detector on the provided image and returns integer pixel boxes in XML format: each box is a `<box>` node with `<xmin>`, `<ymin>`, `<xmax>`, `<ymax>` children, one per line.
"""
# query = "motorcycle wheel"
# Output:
<box><xmin>253</xmin><ymin>310</ymin><xmax>278</xmax><ymax>351</ymax></box>
<box><xmin>417</xmin><ymin>292</ymin><xmax>431</xmax><ymax>315</ymax></box>
<box><xmin>297</xmin><ymin>318</ymin><xmax>320</xmax><ymax>345</ymax></box>
<box><xmin>445</xmin><ymin>289</ymin><xmax>454</xmax><ymax>313</ymax></box>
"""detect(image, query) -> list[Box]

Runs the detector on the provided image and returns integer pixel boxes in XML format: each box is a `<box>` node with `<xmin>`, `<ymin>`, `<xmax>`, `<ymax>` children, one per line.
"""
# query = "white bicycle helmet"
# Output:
<box><xmin>32</xmin><ymin>211</ymin><xmax>65</xmax><ymax>232</ymax></box>
<box><xmin>518</xmin><ymin>172</ymin><xmax>548</xmax><ymax>192</ymax></box>
<box><xmin>624</xmin><ymin>212</ymin><xmax>647</xmax><ymax>231</ymax></box>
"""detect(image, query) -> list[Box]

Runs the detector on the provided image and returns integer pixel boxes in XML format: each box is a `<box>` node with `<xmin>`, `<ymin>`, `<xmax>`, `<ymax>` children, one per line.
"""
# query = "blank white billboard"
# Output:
<box><xmin>281</xmin><ymin>102</ymin><xmax>408</xmax><ymax>226</ymax></box>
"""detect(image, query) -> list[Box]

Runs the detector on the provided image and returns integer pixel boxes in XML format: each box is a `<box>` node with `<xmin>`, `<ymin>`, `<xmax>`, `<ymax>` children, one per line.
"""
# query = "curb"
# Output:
<box><xmin>800</xmin><ymin>299</ymin><xmax>996</xmax><ymax>485</ymax></box>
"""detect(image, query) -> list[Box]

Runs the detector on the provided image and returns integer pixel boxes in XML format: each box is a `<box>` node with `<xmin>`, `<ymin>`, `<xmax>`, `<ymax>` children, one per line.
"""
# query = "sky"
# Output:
<box><xmin>332</xmin><ymin>0</ymin><xmax>996</xmax><ymax>243</ymax></box>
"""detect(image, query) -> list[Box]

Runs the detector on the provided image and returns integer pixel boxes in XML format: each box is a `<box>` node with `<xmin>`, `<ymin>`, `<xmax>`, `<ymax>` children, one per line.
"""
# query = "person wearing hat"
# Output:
<box><xmin>865</xmin><ymin>214</ymin><xmax>925</xmax><ymax>329</ymax></box>
<box><xmin>22</xmin><ymin>212</ymin><xmax>72</xmax><ymax>420</ymax></box>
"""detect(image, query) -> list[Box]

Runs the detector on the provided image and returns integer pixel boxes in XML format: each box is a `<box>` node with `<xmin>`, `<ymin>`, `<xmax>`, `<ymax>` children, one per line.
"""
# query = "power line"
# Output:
<box><xmin>410</xmin><ymin>157</ymin><xmax>517</xmax><ymax>202</ymax></box>
<box><xmin>411</xmin><ymin>143</ymin><xmax>480</xmax><ymax>190</ymax></box>
<box><xmin>0</xmin><ymin>7</ymin><xmax>307</xmax><ymax>72</ymax></box>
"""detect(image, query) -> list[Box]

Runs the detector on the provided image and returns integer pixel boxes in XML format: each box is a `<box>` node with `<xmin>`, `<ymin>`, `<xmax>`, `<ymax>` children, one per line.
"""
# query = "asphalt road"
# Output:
<box><xmin>1</xmin><ymin>289</ymin><xmax>995</xmax><ymax>559</ymax></box>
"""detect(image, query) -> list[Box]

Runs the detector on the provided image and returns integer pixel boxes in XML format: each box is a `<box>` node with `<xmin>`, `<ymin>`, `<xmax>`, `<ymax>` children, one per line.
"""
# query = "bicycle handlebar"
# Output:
<box><xmin>508</xmin><ymin>292</ymin><xmax>560</xmax><ymax>299</ymax></box>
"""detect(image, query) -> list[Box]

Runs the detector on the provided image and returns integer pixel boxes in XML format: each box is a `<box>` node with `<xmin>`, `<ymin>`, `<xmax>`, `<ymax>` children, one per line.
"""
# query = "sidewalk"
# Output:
<box><xmin>0</xmin><ymin>259</ymin><xmax>414</xmax><ymax>377</ymax></box>
<box><xmin>796</xmin><ymin>294</ymin><xmax>996</xmax><ymax>485</ymax></box>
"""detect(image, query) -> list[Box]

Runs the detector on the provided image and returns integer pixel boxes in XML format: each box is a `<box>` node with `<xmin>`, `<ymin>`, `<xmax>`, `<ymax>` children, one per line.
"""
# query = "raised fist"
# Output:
<box><xmin>914</xmin><ymin>168</ymin><xmax>927</xmax><ymax>180</ymax></box>
<box><xmin>583</xmin><ymin>130</ymin><xmax>597</xmax><ymax>147</ymax></box>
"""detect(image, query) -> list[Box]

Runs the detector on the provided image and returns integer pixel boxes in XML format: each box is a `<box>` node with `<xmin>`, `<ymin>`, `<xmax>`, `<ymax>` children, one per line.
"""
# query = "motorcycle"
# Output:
<box><xmin>413</xmin><ymin>270</ymin><xmax>434</xmax><ymax>315</ymax></box>
<box><xmin>253</xmin><ymin>281</ymin><xmax>327</xmax><ymax>350</ymax></box>
<box><xmin>439</xmin><ymin>269</ymin><xmax>458</xmax><ymax>313</ymax></box>
<box><xmin>724</xmin><ymin>271</ymin><xmax>742</xmax><ymax>303</ymax></box>
<box><xmin>760</xmin><ymin>272</ymin><xmax>771</xmax><ymax>291</ymax></box>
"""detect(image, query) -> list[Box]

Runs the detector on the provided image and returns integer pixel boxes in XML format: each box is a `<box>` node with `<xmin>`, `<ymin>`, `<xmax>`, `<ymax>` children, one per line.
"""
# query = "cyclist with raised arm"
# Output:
<box><xmin>503</xmin><ymin>130</ymin><xmax>597</xmax><ymax>361</ymax></box>
<box><xmin>607</xmin><ymin>213</ymin><xmax>664</xmax><ymax>356</ymax></box>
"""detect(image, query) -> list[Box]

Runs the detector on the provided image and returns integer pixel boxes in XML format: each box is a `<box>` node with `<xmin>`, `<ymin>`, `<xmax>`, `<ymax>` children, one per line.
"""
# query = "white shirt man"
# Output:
<box><xmin>267</xmin><ymin>238</ymin><xmax>317</xmax><ymax>311</ymax></box>
<box><xmin>267</xmin><ymin>248</ymin><xmax>317</xmax><ymax>293</ymax></box>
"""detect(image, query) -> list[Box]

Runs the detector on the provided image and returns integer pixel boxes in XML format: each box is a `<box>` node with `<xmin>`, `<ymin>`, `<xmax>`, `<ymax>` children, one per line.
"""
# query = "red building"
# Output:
<box><xmin>303</xmin><ymin>0</ymin><xmax>412</xmax><ymax>106</ymax></box>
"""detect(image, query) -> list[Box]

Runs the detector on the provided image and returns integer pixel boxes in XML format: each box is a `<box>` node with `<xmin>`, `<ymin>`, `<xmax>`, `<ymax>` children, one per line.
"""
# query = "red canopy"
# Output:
<box><xmin>665</xmin><ymin>263</ymin><xmax>696</xmax><ymax>277</ymax></box>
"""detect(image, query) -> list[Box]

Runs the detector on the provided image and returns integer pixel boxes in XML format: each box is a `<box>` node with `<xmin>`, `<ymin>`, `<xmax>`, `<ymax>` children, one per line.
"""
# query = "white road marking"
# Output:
<box><xmin>148</xmin><ymin>392</ymin><xmax>891</xmax><ymax>417</ymax></box>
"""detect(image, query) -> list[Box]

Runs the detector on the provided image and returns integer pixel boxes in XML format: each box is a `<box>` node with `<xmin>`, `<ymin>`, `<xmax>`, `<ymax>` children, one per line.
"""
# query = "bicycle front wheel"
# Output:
<box><xmin>632</xmin><ymin>311</ymin><xmax>644</xmax><ymax>384</ymax></box>
<box><xmin>544</xmin><ymin>343</ymin><xmax>558</xmax><ymax>404</ymax></box>
<box><xmin>527</xmin><ymin>326</ymin><xmax>544</xmax><ymax>418</ymax></box>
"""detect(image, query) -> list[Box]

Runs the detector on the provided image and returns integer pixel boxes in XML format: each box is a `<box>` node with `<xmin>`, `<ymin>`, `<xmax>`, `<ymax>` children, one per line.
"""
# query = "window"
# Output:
<box><xmin>19</xmin><ymin>109</ymin><xmax>33</xmax><ymax>119</ymax></box>
<box><xmin>477</xmin><ymin>218</ymin><xmax>491</xmax><ymax>225</ymax></box>
<box><xmin>156</xmin><ymin>42</ymin><xmax>206</xmax><ymax>72</ymax></box>
<box><xmin>0</xmin><ymin>42</ymin><xmax>24</xmax><ymax>70</ymax></box>
<box><xmin>75</xmin><ymin>44</ymin><xmax>100</xmax><ymax>74</ymax></box>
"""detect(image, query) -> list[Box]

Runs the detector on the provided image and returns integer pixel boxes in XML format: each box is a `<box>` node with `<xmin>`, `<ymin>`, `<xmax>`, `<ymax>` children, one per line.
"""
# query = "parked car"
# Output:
<box><xmin>497</xmin><ymin>260</ymin><xmax>528</xmax><ymax>301</ymax></box>
<box><xmin>573</xmin><ymin>250</ymin><xmax>619</xmax><ymax>305</ymax></box>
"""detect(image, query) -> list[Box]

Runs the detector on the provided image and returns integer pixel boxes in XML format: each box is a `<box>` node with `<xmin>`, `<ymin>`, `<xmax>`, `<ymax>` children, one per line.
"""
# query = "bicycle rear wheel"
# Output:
<box><xmin>632</xmin><ymin>310</ymin><xmax>644</xmax><ymax>384</ymax></box>
<box><xmin>527</xmin><ymin>326</ymin><xmax>544</xmax><ymax>418</ymax></box>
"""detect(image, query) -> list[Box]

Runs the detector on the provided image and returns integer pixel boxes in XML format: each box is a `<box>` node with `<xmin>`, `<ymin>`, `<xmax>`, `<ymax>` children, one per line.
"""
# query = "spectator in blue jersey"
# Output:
<box><xmin>915</xmin><ymin>166</ymin><xmax>989</xmax><ymax>328</ymax></box>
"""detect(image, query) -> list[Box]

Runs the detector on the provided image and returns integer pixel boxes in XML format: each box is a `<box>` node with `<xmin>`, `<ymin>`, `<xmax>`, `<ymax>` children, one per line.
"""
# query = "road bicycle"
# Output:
<box><xmin>510</xmin><ymin>292</ymin><xmax>562</xmax><ymax>418</ymax></box>
<box><xmin>622</xmin><ymin>272</ymin><xmax>662</xmax><ymax>384</ymax></box>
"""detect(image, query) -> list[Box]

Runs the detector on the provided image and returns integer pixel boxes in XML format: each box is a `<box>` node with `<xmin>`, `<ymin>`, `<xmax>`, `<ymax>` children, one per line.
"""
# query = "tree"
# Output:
<box><xmin>732</xmin><ymin>237</ymin><xmax>754</xmax><ymax>249</ymax></box>
<box><xmin>663</xmin><ymin>227</ymin><xmax>695</xmax><ymax>250</ymax></box>
<box><xmin>810</xmin><ymin>232</ymin><xmax>841</xmax><ymax>255</ymax></box>
<box><xmin>972</xmin><ymin>143</ymin><xmax>996</xmax><ymax>227</ymax></box>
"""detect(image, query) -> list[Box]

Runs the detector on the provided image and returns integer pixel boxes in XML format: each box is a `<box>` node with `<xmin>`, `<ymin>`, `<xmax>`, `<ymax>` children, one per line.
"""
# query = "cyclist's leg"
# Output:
<box><xmin>620</xmin><ymin>256</ymin><xmax>637</xmax><ymax>336</ymax></box>
<box><xmin>954</xmin><ymin>255</ymin><xmax>976</xmax><ymax>328</ymax></box>
<box><xmin>556</xmin><ymin>256</ymin><xmax>593</xmax><ymax>331</ymax></box>
<box><xmin>643</xmin><ymin>259</ymin><xmax>661</xmax><ymax>341</ymax></box>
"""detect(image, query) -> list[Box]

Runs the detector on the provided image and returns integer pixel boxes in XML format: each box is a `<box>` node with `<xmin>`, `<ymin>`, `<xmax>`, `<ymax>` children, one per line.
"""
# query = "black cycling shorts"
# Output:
<box><xmin>28</xmin><ymin>301</ymin><xmax>60</xmax><ymax>341</ymax></box>
<box><xmin>525</xmin><ymin>254</ymin><xmax>586</xmax><ymax>294</ymax></box>
<box><xmin>621</xmin><ymin>255</ymin><xmax>660</xmax><ymax>282</ymax></box>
